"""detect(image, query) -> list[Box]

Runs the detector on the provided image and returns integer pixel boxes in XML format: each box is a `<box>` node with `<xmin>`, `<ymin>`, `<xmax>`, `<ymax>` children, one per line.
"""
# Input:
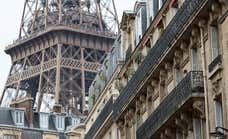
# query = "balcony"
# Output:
<box><xmin>84</xmin><ymin>97</ymin><xmax>113</xmax><ymax>139</ymax></box>
<box><xmin>136</xmin><ymin>71</ymin><xmax>204</xmax><ymax>139</ymax></box>
<box><xmin>113</xmin><ymin>0</ymin><xmax>207</xmax><ymax>119</ymax></box>
<box><xmin>208</xmin><ymin>54</ymin><xmax>222</xmax><ymax>72</ymax></box>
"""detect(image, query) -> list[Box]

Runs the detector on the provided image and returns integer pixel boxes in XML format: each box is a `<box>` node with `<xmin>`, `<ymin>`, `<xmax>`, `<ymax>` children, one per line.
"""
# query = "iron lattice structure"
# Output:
<box><xmin>1</xmin><ymin>0</ymin><xmax>119</xmax><ymax>115</ymax></box>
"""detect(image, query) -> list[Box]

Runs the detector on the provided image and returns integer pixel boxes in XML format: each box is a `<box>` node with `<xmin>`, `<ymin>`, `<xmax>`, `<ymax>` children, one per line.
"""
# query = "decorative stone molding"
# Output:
<box><xmin>164</xmin><ymin>62</ymin><xmax>172</xmax><ymax>72</ymax></box>
<box><xmin>139</xmin><ymin>94</ymin><xmax>147</xmax><ymax>115</ymax></box>
<box><xmin>192</xmin><ymin>100</ymin><xmax>205</xmax><ymax>118</ymax></box>
<box><xmin>174</xmin><ymin>49</ymin><xmax>183</xmax><ymax>67</ymax></box>
<box><xmin>147</xmin><ymin>85</ymin><xmax>154</xmax><ymax>101</ymax></box>
<box><xmin>198</xmin><ymin>19</ymin><xmax>208</xmax><ymax>31</ymax></box>
<box><xmin>117</xmin><ymin>120</ymin><xmax>125</xmax><ymax>136</ymax></box>
<box><xmin>159</xmin><ymin>68</ymin><xmax>167</xmax><ymax>83</ymax></box>
<box><xmin>209</xmin><ymin>2</ymin><xmax>221</xmax><ymax>22</ymax></box>
<box><xmin>164</xmin><ymin>128</ymin><xmax>175</xmax><ymax>139</ymax></box>
<box><xmin>211</xmin><ymin>75</ymin><xmax>223</xmax><ymax>96</ymax></box>
<box><xmin>190</xmin><ymin>27</ymin><xmax>200</xmax><ymax>48</ymax></box>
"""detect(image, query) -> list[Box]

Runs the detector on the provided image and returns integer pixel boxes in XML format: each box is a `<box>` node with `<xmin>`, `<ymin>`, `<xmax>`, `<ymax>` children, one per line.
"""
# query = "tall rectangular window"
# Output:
<box><xmin>158</xmin><ymin>0</ymin><xmax>163</xmax><ymax>9</ymax></box>
<box><xmin>214</xmin><ymin>99</ymin><xmax>223</xmax><ymax>131</ymax></box>
<box><xmin>117</xmin><ymin>128</ymin><xmax>120</xmax><ymax>139</ymax></box>
<box><xmin>56</xmin><ymin>116</ymin><xmax>65</xmax><ymax>130</ymax></box>
<box><xmin>176</xmin><ymin>130</ymin><xmax>184</xmax><ymax>139</ymax></box>
<box><xmin>148</xmin><ymin>0</ymin><xmax>153</xmax><ymax>22</ymax></box>
<box><xmin>193</xmin><ymin>118</ymin><xmax>202</xmax><ymax>139</ymax></box>
<box><xmin>40</xmin><ymin>113</ymin><xmax>49</xmax><ymax>129</ymax></box>
<box><xmin>14</xmin><ymin>110</ymin><xmax>24</xmax><ymax>126</ymax></box>
<box><xmin>109</xmin><ymin>131</ymin><xmax>112</xmax><ymax>139</ymax></box>
<box><xmin>175</xmin><ymin>68</ymin><xmax>181</xmax><ymax>84</ymax></box>
<box><xmin>135</xmin><ymin>8</ymin><xmax>143</xmax><ymax>45</ymax></box>
<box><xmin>72</xmin><ymin>118</ymin><xmax>80</xmax><ymax>125</ymax></box>
<box><xmin>210</xmin><ymin>25</ymin><xmax>219</xmax><ymax>60</ymax></box>
<box><xmin>191</xmin><ymin>48</ymin><xmax>201</xmax><ymax>70</ymax></box>
<box><xmin>153</xmin><ymin>0</ymin><xmax>159</xmax><ymax>17</ymax></box>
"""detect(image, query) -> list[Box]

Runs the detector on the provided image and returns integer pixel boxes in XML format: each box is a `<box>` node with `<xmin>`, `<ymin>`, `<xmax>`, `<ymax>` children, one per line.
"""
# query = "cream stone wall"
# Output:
<box><xmin>0</xmin><ymin>128</ymin><xmax>21</xmax><ymax>139</ymax></box>
<box><xmin>43</xmin><ymin>133</ymin><xmax>59</xmax><ymax>139</ymax></box>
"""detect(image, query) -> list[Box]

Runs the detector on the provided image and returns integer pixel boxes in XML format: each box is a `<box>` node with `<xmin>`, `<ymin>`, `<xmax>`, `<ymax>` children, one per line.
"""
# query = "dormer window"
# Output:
<box><xmin>56</xmin><ymin>115</ymin><xmax>65</xmax><ymax>130</ymax></box>
<box><xmin>39</xmin><ymin>113</ymin><xmax>49</xmax><ymax>129</ymax></box>
<box><xmin>14</xmin><ymin>110</ymin><xmax>24</xmax><ymax>126</ymax></box>
<box><xmin>72</xmin><ymin>118</ymin><xmax>80</xmax><ymax>125</ymax></box>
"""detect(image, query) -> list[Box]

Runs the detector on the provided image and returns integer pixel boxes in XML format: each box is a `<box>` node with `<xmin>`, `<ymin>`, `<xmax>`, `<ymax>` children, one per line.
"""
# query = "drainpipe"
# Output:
<box><xmin>199</xmin><ymin>20</ymin><xmax>211</xmax><ymax>139</ymax></box>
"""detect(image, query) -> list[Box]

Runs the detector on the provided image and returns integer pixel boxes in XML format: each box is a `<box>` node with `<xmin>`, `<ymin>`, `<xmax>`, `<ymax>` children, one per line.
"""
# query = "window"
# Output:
<box><xmin>214</xmin><ymin>98</ymin><xmax>223</xmax><ymax>132</ymax></box>
<box><xmin>135</xmin><ymin>10</ymin><xmax>142</xmax><ymax>44</ymax></box>
<box><xmin>3</xmin><ymin>135</ymin><xmax>16</xmax><ymax>139</ymax></box>
<box><xmin>193</xmin><ymin>118</ymin><xmax>202</xmax><ymax>139</ymax></box>
<box><xmin>14</xmin><ymin>110</ymin><xmax>24</xmax><ymax>126</ymax></box>
<box><xmin>56</xmin><ymin>116</ymin><xmax>65</xmax><ymax>130</ymax></box>
<box><xmin>117</xmin><ymin>128</ymin><xmax>120</xmax><ymax>139</ymax></box>
<box><xmin>153</xmin><ymin>0</ymin><xmax>159</xmax><ymax>17</ymax></box>
<box><xmin>40</xmin><ymin>113</ymin><xmax>49</xmax><ymax>129</ymax></box>
<box><xmin>175</xmin><ymin>67</ymin><xmax>181</xmax><ymax>84</ymax></box>
<box><xmin>109</xmin><ymin>131</ymin><xmax>112</xmax><ymax>139</ymax></box>
<box><xmin>191</xmin><ymin>48</ymin><xmax>200</xmax><ymax>70</ymax></box>
<box><xmin>158</xmin><ymin>0</ymin><xmax>163</xmax><ymax>9</ymax></box>
<box><xmin>72</xmin><ymin>118</ymin><xmax>80</xmax><ymax>125</ymax></box>
<box><xmin>148</xmin><ymin>0</ymin><xmax>154</xmax><ymax>21</ymax></box>
<box><xmin>176</xmin><ymin>130</ymin><xmax>184</xmax><ymax>139</ymax></box>
<box><xmin>210</xmin><ymin>25</ymin><xmax>219</xmax><ymax>60</ymax></box>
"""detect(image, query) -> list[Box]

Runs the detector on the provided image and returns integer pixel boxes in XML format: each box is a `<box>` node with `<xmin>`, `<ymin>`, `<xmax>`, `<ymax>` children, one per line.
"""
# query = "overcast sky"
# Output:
<box><xmin>0</xmin><ymin>0</ymin><xmax>136</xmax><ymax>95</ymax></box>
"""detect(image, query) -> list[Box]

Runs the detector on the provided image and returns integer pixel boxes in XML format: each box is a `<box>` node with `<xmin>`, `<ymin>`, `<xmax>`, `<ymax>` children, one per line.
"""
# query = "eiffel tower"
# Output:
<box><xmin>0</xmin><ymin>0</ymin><xmax>119</xmax><ymax>115</ymax></box>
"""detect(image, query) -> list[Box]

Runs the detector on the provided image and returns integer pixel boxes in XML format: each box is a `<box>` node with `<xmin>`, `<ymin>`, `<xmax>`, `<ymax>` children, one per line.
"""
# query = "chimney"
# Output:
<box><xmin>53</xmin><ymin>104</ymin><xmax>63</xmax><ymax>113</ymax></box>
<box><xmin>10</xmin><ymin>97</ymin><xmax>34</xmax><ymax>127</ymax></box>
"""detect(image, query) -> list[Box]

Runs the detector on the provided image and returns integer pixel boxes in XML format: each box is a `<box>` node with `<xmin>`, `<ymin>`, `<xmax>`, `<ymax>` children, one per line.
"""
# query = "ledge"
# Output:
<box><xmin>113</xmin><ymin>0</ymin><xmax>207</xmax><ymax>120</ymax></box>
<box><xmin>136</xmin><ymin>71</ymin><xmax>204</xmax><ymax>139</ymax></box>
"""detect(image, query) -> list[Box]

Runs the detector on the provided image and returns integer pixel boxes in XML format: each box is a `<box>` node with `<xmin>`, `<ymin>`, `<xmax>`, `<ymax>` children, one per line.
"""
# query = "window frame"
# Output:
<box><xmin>14</xmin><ymin>110</ymin><xmax>24</xmax><ymax>126</ymax></box>
<box><xmin>210</xmin><ymin>24</ymin><xmax>220</xmax><ymax>61</ymax></box>
<box><xmin>72</xmin><ymin>117</ymin><xmax>80</xmax><ymax>125</ymax></box>
<box><xmin>55</xmin><ymin>115</ymin><xmax>65</xmax><ymax>130</ymax></box>
<box><xmin>39</xmin><ymin>113</ymin><xmax>49</xmax><ymax>129</ymax></box>
<box><xmin>214</xmin><ymin>97</ymin><xmax>224</xmax><ymax>132</ymax></box>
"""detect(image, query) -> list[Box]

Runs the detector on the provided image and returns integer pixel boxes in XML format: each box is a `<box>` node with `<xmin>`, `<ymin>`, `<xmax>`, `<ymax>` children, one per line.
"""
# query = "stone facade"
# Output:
<box><xmin>77</xmin><ymin>0</ymin><xmax>228</xmax><ymax>139</ymax></box>
<box><xmin>1</xmin><ymin>0</ymin><xmax>227</xmax><ymax>139</ymax></box>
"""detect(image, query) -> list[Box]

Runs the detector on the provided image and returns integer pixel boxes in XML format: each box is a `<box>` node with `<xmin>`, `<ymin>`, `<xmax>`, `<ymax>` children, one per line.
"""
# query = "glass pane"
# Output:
<box><xmin>215</xmin><ymin>100</ymin><xmax>223</xmax><ymax>128</ymax></box>
<box><xmin>211</xmin><ymin>26</ymin><xmax>219</xmax><ymax>60</ymax></box>
<box><xmin>193</xmin><ymin>118</ymin><xmax>202</xmax><ymax>139</ymax></box>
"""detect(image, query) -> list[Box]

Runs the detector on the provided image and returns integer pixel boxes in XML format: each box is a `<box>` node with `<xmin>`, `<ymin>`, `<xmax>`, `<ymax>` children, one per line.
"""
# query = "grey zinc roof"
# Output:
<box><xmin>0</xmin><ymin>107</ymin><xmax>14</xmax><ymax>126</ymax></box>
<box><xmin>0</xmin><ymin>107</ymin><xmax>81</xmax><ymax>138</ymax></box>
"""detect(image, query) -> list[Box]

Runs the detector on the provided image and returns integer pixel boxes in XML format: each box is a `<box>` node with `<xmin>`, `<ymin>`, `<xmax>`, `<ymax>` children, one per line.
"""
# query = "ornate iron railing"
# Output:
<box><xmin>84</xmin><ymin>97</ymin><xmax>113</xmax><ymax>139</ymax></box>
<box><xmin>208</xmin><ymin>54</ymin><xmax>222</xmax><ymax>72</ymax></box>
<box><xmin>136</xmin><ymin>71</ymin><xmax>204</xmax><ymax>139</ymax></box>
<box><xmin>113</xmin><ymin>0</ymin><xmax>207</xmax><ymax>119</ymax></box>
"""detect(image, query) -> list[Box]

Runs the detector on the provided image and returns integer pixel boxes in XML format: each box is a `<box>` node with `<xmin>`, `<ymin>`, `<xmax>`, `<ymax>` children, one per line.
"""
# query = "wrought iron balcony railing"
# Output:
<box><xmin>84</xmin><ymin>97</ymin><xmax>113</xmax><ymax>139</ymax></box>
<box><xmin>113</xmin><ymin>0</ymin><xmax>207</xmax><ymax>120</ymax></box>
<box><xmin>136</xmin><ymin>71</ymin><xmax>204</xmax><ymax>139</ymax></box>
<box><xmin>208</xmin><ymin>54</ymin><xmax>222</xmax><ymax>72</ymax></box>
